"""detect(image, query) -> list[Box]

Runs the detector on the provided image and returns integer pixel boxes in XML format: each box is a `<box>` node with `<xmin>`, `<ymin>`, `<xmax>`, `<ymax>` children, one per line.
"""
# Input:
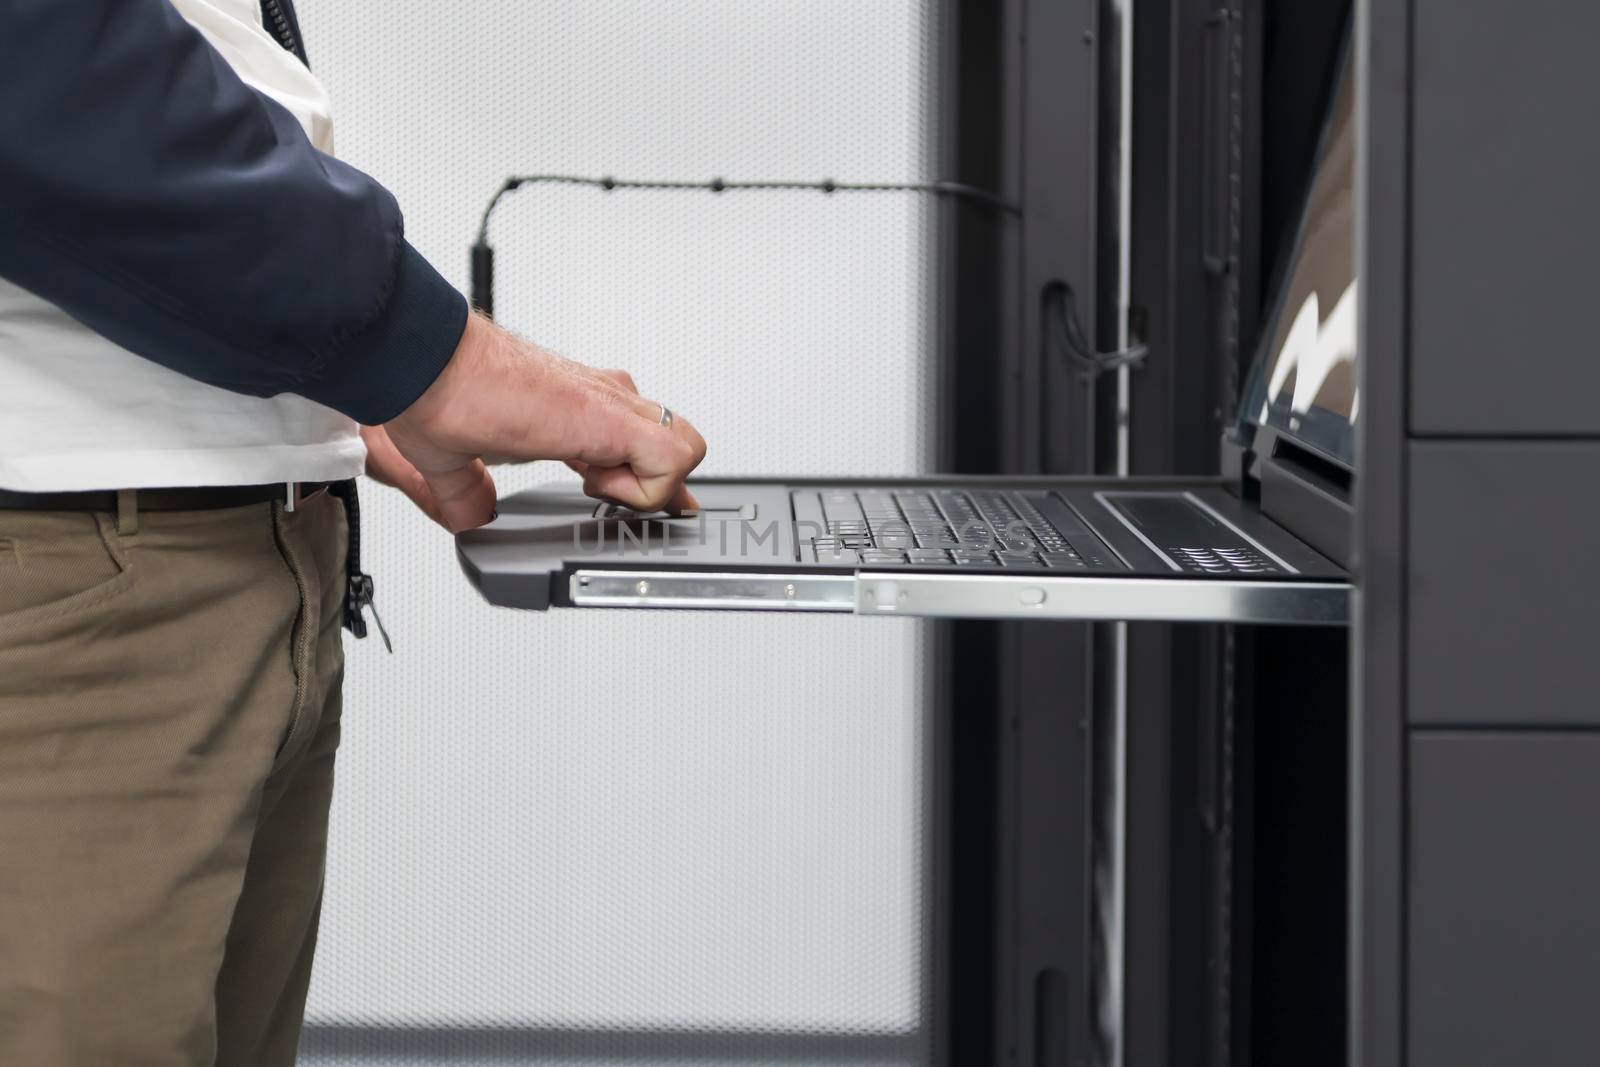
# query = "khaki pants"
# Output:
<box><xmin>0</xmin><ymin>489</ymin><xmax>348</xmax><ymax>1065</ymax></box>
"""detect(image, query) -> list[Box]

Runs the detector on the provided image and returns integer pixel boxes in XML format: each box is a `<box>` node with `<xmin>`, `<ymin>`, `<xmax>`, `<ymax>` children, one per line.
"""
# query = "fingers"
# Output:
<box><xmin>578</xmin><ymin>399</ymin><xmax>706</xmax><ymax>512</ymax></box>
<box><xmin>382</xmin><ymin>313</ymin><xmax>700</xmax><ymax>521</ymax></box>
<box><xmin>570</xmin><ymin>459</ymin><xmax>700</xmax><ymax>514</ymax></box>
<box><xmin>362</xmin><ymin>425</ymin><xmax>449</xmax><ymax>526</ymax></box>
<box><xmin>535</xmin><ymin>411</ymin><xmax>704</xmax><ymax>516</ymax></box>
<box><xmin>361</xmin><ymin>425</ymin><xmax>450</xmax><ymax>528</ymax></box>
<box><xmin>555</xmin><ymin>380</ymin><xmax>701</xmax><ymax>506</ymax></box>
<box><xmin>658</xmin><ymin>415</ymin><xmax>705</xmax><ymax>513</ymax></box>
<box><xmin>664</xmin><ymin>481</ymin><xmax>702</xmax><ymax>515</ymax></box>
<box><xmin>387</xmin><ymin>465</ymin><xmax>448</xmax><ymax>529</ymax></box>
<box><xmin>581</xmin><ymin>463</ymin><xmax>651</xmax><ymax>510</ymax></box>
<box><xmin>415</xmin><ymin>458</ymin><xmax>498</xmax><ymax>533</ymax></box>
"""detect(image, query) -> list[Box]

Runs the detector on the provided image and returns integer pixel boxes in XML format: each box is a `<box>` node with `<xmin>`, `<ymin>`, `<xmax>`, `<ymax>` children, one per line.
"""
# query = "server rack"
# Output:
<box><xmin>941</xmin><ymin>0</ymin><xmax>1600</xmax><ymax>1063</ymax></box>
<box><xmin>1355</xmin><ymin>1</ymin><xmax>1600</xmax><ymax>1066</ymax></box>
<box><xmin>939</xmin><ymin>1</ymin><xmax>1356</xmax><ymax>1064</ymax></box>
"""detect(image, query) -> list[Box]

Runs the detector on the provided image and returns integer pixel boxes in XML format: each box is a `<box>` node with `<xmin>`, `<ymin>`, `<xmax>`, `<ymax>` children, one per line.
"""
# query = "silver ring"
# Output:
<box><xmin>658</xmin><ymin>404</ymin><xmax>673</xmax><ymax>428</ymax></box>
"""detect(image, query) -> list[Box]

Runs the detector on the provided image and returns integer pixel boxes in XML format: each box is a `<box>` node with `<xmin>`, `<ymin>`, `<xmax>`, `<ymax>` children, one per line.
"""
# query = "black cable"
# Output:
<box><xmin>476</xmin><ymin>173</ymin><xmax>1021</xmax><ymax>244</ymax></box>
<box><xmin>1046</xmin><ymin>281</ymin><xmax>1148</xmax><ymax>378</ymax></box>
<box><xmin>470</xmin><ymin>173</ymin><xmax>1021</xmax><ymax>317</ymax></box>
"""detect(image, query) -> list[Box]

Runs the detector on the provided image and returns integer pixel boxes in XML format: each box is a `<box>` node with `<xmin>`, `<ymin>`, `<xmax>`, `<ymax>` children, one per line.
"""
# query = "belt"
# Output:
<box><xmin>0</xmin><ymin>481</ymin><xmax>335</xmax><ymax>513</ymax></box>
<box><xmin>0</xmin><ymin>478</ymin><xmax>389</xmax><ymax>648</ymax></box>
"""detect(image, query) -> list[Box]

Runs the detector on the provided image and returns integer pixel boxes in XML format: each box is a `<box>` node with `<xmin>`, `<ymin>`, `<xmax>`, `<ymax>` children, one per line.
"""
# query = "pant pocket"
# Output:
<box><xmin>0</xmin><ymin>511</ymin><xmax>134</xmax><ymax>637</ymax></box>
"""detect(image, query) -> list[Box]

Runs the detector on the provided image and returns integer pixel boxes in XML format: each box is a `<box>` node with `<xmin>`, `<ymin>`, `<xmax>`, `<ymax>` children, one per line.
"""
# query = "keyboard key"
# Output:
<box><xmin>860</xmin><ymin>550</ymin><xmax>908</xmax><ymax>564</ymax></box>
<box><xmin>821</xmin><ymin>491</ymin><xmax>866</xmax><ymax>524</ymax></box>
<box><xmin>906</xmin><ymin>549</ymin><xmax>952</xmax><ymax>564</ymax></box>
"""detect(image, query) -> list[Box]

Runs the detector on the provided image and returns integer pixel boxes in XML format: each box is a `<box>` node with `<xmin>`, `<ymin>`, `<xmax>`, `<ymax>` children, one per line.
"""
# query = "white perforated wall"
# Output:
<box><xmin>291</xmin><ymin>2</ymin><xmax>938</xmax><ymax>1063</ymax></box>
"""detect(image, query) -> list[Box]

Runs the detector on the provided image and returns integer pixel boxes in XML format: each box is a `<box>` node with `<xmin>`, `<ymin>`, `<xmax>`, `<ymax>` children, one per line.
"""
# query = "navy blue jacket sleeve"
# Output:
<box><xmin>0</xmin><ymin>0</ymin><xmax>468</xmax><ymax>425</ymax></box>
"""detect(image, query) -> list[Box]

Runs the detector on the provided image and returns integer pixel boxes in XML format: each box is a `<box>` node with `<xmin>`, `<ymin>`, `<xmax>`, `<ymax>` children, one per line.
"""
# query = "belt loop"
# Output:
<box><xmin>116</xmin><ymin>489</ymin><xmax>139</xmax><ymax>536</ymax></box>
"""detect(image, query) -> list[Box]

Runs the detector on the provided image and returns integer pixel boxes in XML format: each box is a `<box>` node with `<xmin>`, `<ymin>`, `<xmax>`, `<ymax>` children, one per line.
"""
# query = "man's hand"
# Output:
<box><xmin>381</xmin><ymin>312</ymin><xmax>706</xmax><ymax>532</ymax></box>
<box><xmin>361</xmin><ymin>424</ymin><xmax>446</xmax><ymax>527</ymax></box>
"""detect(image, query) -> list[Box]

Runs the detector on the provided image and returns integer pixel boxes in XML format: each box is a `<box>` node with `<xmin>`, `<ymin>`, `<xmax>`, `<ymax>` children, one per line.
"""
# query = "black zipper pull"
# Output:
<box><xmin>331</xmin><ymin>479</ymin><xmax>391</xmax><ymax>653</ymax></box>
<box><xmin>346</xmin><ymin>571</ymin><xmax>393</xmax><ymax>653</ymax></box>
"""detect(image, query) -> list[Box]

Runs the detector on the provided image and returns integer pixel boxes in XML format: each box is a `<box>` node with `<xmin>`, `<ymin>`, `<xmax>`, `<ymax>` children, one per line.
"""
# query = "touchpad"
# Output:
<box><xmin>1100</xmin><ymin>491</ymin><xmax>1289</xmax><ymax>575</ymax></box>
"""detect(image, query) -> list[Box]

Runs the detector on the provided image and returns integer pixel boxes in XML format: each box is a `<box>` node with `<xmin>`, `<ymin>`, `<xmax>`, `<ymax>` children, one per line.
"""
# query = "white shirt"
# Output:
<box><xmin>0</xmin><ymin>0</ymin><xmax>365</xmax><ymax>491</ymax></box>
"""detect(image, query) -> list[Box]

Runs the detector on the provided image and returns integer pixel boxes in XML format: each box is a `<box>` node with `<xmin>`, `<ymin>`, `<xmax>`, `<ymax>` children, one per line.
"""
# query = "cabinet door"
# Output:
<box><xmin>1410</xmin><ymin>733</ymin><xmax>1600</xmax><ymax>1067</ymax></box>
<box><xmin>1412</xmin><ymin>0</ymin><xmax>1600</xmax><ymax>434</ymax></box>
<box><xmin>1408</xmin><ymin>442</ymin><xmax>1600</xmax><ymax>726</ymax></box>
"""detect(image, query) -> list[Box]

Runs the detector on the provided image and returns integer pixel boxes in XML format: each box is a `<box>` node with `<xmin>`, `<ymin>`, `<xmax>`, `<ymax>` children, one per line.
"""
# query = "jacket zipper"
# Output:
<box><xmin>328</xmin><ymin>481</ymin><xmax>392</xmax><ymax>652</ymax></box>
<box><xmin>259</xmin><ymin>0</ymin><xmax>309</xmax><ymax>68</ymax></box>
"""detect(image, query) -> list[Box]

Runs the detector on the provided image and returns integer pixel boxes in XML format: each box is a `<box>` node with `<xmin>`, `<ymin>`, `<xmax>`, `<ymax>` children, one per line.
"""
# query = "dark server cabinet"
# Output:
<box><xmin>937</xmin><ymin>0</ymin><xmax>1600</xmax><ymax>1063</ymax></box>
<box><xmin>1355</xmin><ymin>2</ymin><xmax>1600</xmax><ymax>1066</ymax></box>
<box><xmin>1118</xmin><ymin>3</ymin><xmax>1358</xmax><ymax>1066</ymax></box>
<box><xmin>948</xmin><ymin>1</ymin><xmax>1361</xmax><ymax>1064</ymax></box>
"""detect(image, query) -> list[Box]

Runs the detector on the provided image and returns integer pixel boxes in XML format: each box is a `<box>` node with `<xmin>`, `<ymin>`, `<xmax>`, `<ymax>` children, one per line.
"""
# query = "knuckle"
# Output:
<box><xmin>586</xmin><ymin>385</ymin><xmax>630</xmax><ymax>421</ymax></box>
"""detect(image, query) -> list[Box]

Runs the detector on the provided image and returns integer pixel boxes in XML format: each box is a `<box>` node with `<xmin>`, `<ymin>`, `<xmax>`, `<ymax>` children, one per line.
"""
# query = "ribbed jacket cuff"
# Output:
<box><xmin>303</xmin><ymin>241</ymin><xmax>469</xmax><ymax>424</ymax></box>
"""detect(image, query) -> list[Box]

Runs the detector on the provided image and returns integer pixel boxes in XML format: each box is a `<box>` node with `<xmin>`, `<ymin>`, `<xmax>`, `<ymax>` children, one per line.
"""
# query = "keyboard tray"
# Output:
<box><xmin>456</xmin><ymin>476</ymin><xmax>1350</xmax><ymax>626</ymax></box>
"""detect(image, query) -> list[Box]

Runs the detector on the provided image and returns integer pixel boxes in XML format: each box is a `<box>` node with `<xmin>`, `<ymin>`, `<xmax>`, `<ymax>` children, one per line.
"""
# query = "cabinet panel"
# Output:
<box><xmin>1411</xmin><ymin>0</ymin><xmax>1600</xmax><ymax>434</ymax></box>
<box><xmin>1410</xmin><ymin>734</ymin><xmax>1600</xmax><ymax>1067</ymax></box>
<box><xmin>1408</xmin><ymin>442</ymin><xmax>1600</xmax><ymax>726</ymax></box>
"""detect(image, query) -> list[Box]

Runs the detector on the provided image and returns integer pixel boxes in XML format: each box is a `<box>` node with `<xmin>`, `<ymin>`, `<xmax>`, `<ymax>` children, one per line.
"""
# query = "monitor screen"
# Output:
<box><xmin>1238</xmin><ymin>37</ymin><xmax>1357</xmax><ymax>468</ymax></box>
